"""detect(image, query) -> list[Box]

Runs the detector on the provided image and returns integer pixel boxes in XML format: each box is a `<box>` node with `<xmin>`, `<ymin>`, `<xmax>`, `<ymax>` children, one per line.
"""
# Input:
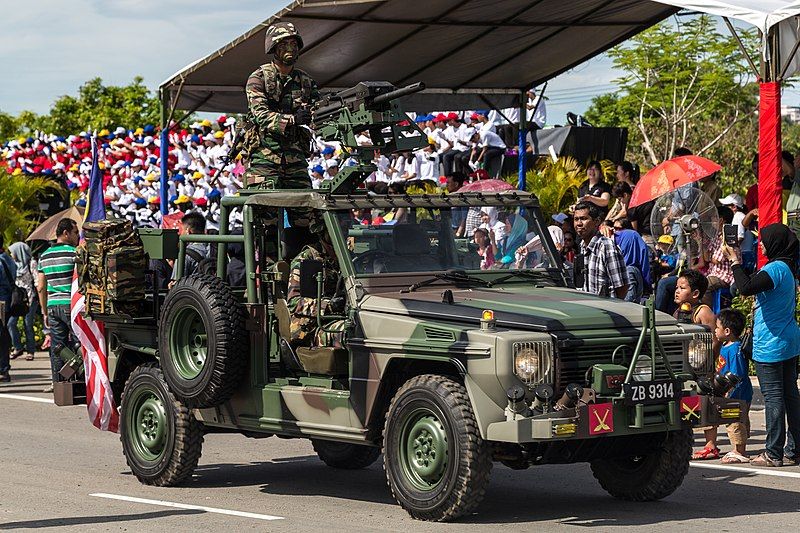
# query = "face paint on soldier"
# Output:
<box><xmin>275</xmin><ymin>38</ymin><xmax>300</xmax><ymax>66</ymax></box>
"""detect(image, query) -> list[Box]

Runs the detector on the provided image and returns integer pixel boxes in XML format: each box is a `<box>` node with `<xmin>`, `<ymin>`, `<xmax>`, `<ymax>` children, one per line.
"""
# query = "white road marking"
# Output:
<box><xmin>90</xmin><ymin>493</ymin><xmax>284</xmax><ymax>521</ymax></box>
<box><xmin>0</xmin><ymin>393</ymin><xmax>54</xmax><ymax>404</ymax></box>
<box><xmin>691</xmin><ymin>462</ymin><xmax>800</xmax><ymax>479</ymax></box>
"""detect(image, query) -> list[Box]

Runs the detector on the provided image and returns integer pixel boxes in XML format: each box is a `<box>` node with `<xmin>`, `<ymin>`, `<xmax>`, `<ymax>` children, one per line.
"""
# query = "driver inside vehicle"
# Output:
<box><xmin>286</xmin><ymin>213</ymin><xmax>347</xmax><ymax>348</ymax></box>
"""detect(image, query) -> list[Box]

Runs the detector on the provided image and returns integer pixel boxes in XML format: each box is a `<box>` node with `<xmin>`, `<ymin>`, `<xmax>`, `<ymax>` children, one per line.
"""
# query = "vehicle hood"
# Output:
<box><xmin>359</xmin><ymin>285</ymin><xmax>676</xmax><ymax>332</ymax></box>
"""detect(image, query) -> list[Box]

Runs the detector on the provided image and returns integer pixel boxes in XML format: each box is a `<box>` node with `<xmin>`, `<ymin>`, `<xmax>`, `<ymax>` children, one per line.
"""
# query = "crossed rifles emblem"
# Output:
<box><xmin>593</xmin><ymin>409</ymin><xmax>611</xmax><ymax>432</ymax></box>
<box><xmin>681</xmin><ymin>398</ymin><xmax>701</xmax><ymax>422</ymax></box>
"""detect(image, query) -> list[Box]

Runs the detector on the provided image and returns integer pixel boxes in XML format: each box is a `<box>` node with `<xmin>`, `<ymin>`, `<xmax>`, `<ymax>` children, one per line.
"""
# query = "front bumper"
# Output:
<box><xmin>486</xmin><ymin>394</ymin><xmax>747</xmax><ymax>443</ymax></box>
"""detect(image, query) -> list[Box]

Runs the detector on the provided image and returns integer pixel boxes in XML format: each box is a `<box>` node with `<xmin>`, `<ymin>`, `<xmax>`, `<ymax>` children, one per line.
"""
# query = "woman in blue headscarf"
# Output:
<box><xmin>614</xmin><ymin>228</ymin><xmax>651</xmax><ymax>303</ymax></box>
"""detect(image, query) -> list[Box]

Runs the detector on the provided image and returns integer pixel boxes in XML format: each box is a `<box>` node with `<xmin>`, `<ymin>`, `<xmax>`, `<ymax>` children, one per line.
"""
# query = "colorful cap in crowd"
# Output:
<box><xmin>658</xmin><ymin>235</ymin><xmax>674</xmax><ymax>245</ymax></box>
<box><xmin>551</xmin><ymin>213</ymin><xmax>569</xmax><ymax>224</ymax></box>
<box><xmin>446</xmin><ymin>112</ymin><xmax>458</xmax><ymax>121</ymax></box>
<box><xmin>201</xmin><ymin>119</ymin><xmax>212</xmax><ymax>127</ymax></box>
<box><xmin>213</xmin><ymin>131</ymin><xmax>225</xmax><ymax>139</ymax></box>
<box><xmin>433</xmin><ymin>113</ymin><xmax>448</xmax><ymax>123</ymax></box>
<box><xmin>207</xmin><ymin>189</ymin><xmax>221</xmax><ymax>199</ymax></box>
<box><xmin>311</xmin><ymin>165</ymin><xmax>324</xmax><ymax>174</ymax></box>
<box><xmin>193</xmin><ymin>171</ymin><xmax>204</xmax><ymax>180</ymax></box>
<box><xmin>134</xmin><ymin>198</ymin><xmax>147</xmax><ymax>207</ymax></box>
<box><xmin>175</xmin><ymin>195</ymin><xmax>192</xmax><ymax>204</ymax></box>
<box><xmin>194</xmin><ymin>197</ymin><xmax>208</xmax><ymax>207</ymax></box>
<box><xmin>321</xmin><ymin>146</ymin><xmax>335</xmax><ymax>155</ymax></box>
<box><xmin>147</xmin><ymin>196</ymin><xmax>160</xmax><ymax>204</ymax></box>
<box><xmin>173</xmin><ymin>174</ymin><xmax>185</xmax><ymax>182</ymax></box>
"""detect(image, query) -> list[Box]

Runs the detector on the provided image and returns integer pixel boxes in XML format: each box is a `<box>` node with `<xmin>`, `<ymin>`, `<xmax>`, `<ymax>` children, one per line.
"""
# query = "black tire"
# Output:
<box><xmin>159</xmin><ymin>274</ymin><xmax>248</xmax><ymax>408</ymax></box>
<box><xmin>590</xmin><ymin>428</ymin><xmax>692</xmax><ymax>501</ymax></box>
<box><xmin>120</xmin><ymin>364</ymin><xmax>204</xmax><ymax>486</ymax></box>
<box><xmin>312</xmin><ymin>440</ymin><xmax>381</xmax><ymax>469</ymax></box>
<box><xmin>383</xmin><ymin>375</ymin><xmax>492</xmax><ymax>522</ymax></box>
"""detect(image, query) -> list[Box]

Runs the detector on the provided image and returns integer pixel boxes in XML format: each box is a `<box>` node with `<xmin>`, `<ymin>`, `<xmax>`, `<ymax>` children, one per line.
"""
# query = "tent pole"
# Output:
<box><xmin>159</xmin><ymin>89</ymin><xmax>170</xmax><ymax>216</ymax></box>
<box><xmin>723</xmin><ymin>17</ymin><xmax>760</xmax><ymax>78</ymax></box>
<box><xmin>518</xmin><ymin>89</ymin><xmax>526</xmax><ymax>191</ymax></box>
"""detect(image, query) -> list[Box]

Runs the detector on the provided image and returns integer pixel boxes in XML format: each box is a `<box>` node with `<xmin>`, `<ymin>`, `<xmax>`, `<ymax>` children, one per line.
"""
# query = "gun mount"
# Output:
<box><xmin>311</xmin><ymin>81</ymin><xmax>427</xmax><ymax>194</ymax></box>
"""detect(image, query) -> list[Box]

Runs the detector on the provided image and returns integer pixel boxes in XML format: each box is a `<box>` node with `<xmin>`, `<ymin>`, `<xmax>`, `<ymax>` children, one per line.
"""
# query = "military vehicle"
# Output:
<box><xmin>62</xmin><ymin>81</ymin><xmax>746</xmax><ymax>522</ymax></box>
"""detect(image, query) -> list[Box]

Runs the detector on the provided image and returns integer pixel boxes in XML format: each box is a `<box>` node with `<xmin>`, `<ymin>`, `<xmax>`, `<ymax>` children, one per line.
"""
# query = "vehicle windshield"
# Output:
<box><xmin>334</xmin><ymin>205</ymin><xmax>559</xmax><ymax>275</ymax></box>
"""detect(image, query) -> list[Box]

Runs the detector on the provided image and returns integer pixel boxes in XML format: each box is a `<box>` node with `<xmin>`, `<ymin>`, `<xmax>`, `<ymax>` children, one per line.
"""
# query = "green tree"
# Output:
<box><xmin>0</xmin><ymin>168</ymin><xmax>62</xmax><ymax>243</ymax></box>
<box><xmin>584</xmin><ymin>16</ymin><xmax>759</xmax><ymax>191</ymax></box>
<box><xmin>47</xmin><ymin>76</ymin><xmax>160</xmax><ymax>135</ymax></box>
<box><xmin>0</xmin><ymin>77</ymin><xmax>161</xmax><ymax>141</ymax></box>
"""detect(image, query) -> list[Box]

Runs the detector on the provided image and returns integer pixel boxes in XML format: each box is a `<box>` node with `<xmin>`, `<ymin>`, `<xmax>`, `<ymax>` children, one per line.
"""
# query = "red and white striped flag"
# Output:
<box><xmin>70</xmin><ymin>134</ymin><xmax>119</xmax><ymax>432</ymax></box>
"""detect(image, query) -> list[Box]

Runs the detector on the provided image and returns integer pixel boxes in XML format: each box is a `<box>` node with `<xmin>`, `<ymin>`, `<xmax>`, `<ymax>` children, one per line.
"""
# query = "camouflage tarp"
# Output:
<box><xmin>76</xmin><ymin>219</ymin><xmax>146</xmax><ymax>316</ymax></box>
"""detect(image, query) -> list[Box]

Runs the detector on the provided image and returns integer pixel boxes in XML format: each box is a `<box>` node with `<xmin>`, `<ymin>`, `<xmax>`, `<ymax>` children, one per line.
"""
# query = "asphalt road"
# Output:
<box><xmin>2</xmin><ymin>355</ymin><xmax>800</xmax><ymax>532</ymax></box>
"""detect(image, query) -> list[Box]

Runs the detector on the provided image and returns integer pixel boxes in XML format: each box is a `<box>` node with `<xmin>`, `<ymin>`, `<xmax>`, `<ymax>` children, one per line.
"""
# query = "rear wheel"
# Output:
<box><xmin>383</xmin><ymin>375</ymin><xmax>492</xmax><ymax>522</ymax></box>
<box><xmin>590</xmin><ymin>428</ymin><xmax>692</xmax><ymax>501</ymax></box>
<box><xmin>120</xmin><ymin>365</ymin><xmax>203</xmax><ymax>486</ymax></box>
<box><xmin>311</xmin><ymin>440</ymin><xmax>381</xmax><ymax>469</ymax></box>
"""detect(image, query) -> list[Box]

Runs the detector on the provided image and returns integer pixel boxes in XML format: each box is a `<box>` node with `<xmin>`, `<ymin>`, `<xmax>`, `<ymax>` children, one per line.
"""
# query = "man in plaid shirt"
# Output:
<box><xmin>573</xmin><ymin>202</ymin><xmax>629</xmax><ymax>299</ymax></box>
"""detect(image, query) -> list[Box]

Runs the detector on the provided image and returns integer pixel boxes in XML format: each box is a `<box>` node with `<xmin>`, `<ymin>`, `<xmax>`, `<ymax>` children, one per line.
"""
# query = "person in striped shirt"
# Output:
<box><xmin>37</xmin><ymin>218</ymin><xmax>79</xmax><ymax>392</ymax></box>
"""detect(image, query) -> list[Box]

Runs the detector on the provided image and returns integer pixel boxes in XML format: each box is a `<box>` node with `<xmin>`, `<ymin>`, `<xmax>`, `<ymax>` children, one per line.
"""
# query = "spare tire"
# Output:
<box><xmin>159</xmin><ymin>274</ymin><xmax>247</xmax><ymax>408</ymax></box>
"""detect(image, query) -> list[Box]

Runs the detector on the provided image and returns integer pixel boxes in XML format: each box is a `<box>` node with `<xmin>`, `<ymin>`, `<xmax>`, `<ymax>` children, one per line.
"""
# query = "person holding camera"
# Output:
<box><xmin>724</xmin><ymin>223</ymin><xmax>800</xmax><ymax>467</ymax></box>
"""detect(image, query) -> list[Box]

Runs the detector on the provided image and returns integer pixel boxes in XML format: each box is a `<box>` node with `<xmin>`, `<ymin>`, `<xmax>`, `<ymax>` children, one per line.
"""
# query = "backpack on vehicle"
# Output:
<box><xmin>76</xmin><ymin>219</ymin><xmax>146</xmax><ymax>317</ymax></box>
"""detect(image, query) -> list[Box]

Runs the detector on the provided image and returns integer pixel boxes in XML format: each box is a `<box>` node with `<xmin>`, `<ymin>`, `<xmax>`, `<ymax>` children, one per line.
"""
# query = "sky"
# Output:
<box><xmin>1</xmin><ymin>2</ymin><xmax>798</xmax><ymax>126</ymax></box>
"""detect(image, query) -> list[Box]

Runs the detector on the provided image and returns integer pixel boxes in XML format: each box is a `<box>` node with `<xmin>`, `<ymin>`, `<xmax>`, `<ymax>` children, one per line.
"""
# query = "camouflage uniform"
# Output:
<box><xmin>286</xmin><ymin>244</ymin><xmax>345</xmax><ymax>348</ymax></box>
<box><xmin>245</xmin><ymin>63</ymin><xmax>319</xmax><ymax>189</ymax></box>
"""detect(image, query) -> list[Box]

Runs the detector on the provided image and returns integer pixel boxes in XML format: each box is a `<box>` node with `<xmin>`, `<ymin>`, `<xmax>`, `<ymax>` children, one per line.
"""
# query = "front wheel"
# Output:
<box><xmin>590</xmin><ymin>428</ymin><xmax>692</xmax><ymax>501</ymax></box>
<box><xmin>383</xmin><ymin>375</ymin><xmax>492</xmax><ymax>522</ymax></box>
<box><xmin>120</xmin><ymin>365</ymin><xmax>204</xmax><ymax>486</ymax></box>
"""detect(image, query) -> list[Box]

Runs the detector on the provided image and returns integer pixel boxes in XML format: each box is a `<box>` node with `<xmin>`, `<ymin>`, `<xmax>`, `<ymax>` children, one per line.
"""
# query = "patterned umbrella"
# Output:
<box><xmin>458</xmin><ymin>179</ymin><xmax>515</xmax><ymax>193</ymax></box>
<box><xmin>629</xmin><ymin>155</ymin><xmax>721</xmax><ymax>208</ymax></box>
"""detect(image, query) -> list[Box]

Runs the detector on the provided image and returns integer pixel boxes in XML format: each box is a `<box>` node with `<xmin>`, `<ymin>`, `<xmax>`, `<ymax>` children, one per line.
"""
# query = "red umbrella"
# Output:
<box><xmin>458</xmin><ymin>179</ymin><xmax>515</xmax><ymax>193</ymax></box>
<box><xmin>628</xmin><ymin>155</ymin><xmax>721</xmax><ymax>208</ymax></box>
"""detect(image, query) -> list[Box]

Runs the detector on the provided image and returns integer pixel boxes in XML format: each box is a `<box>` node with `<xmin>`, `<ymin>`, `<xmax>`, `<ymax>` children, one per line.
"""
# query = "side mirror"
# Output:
<box><xmin>299</xmin><ymin>259</ymin><xmax>323</xmax><ymax>298</ymax></box>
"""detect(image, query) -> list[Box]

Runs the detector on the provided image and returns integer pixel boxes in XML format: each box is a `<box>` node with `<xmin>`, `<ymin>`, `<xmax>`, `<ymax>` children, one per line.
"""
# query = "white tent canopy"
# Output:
<box><xmin>654</xmin><ymin>1</ymin><xmax>800</xmax><ymax>33</ymax></box>
<box><xmin>655</xmin><ymin>1</ymin><xmax>800</xmax><ymax>76</ymax></box>
<box><xmin>160</xmin><ymin>0</ymin><xmax>679</xmax><ymax>114</ymax></box>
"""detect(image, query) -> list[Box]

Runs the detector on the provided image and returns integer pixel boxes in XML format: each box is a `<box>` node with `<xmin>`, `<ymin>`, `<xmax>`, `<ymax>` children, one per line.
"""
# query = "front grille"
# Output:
<box><xmin>557</xmin><ymin>339</ymin><xmax>685</xmax><ymax>388</ymax></box>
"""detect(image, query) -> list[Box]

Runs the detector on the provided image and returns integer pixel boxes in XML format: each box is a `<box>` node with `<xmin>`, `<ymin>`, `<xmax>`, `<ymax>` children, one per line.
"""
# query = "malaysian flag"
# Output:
<box><xmin>70</xmin><ymin>134</ymin><xmax>119</xmax><ymax>432</ymax></box>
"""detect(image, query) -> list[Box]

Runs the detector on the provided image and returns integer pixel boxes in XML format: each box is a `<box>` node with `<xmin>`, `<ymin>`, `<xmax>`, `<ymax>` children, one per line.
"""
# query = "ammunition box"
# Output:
<box><xmin>53</xmin><ymin>381</ymin><xmax>87</xmax><ymax>406</ymax></box>
<box><xmin>138</xmin><ymin>228</ymin><xmax>179</xmax><ymax>260</ymax></box>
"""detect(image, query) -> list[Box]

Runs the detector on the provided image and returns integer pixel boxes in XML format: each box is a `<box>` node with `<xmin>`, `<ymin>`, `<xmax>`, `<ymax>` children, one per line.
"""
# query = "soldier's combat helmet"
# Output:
<box><xmin>264</xmin><ymin>22</ymin><xmax>304</xmax><ymax>55</ymax></box>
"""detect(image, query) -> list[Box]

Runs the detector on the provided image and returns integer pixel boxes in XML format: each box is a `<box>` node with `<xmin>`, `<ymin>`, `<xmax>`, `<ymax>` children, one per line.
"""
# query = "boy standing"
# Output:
<box><xmin>693</xmin><ymin>309</ymin><xmax>753</xmax><ymax>462</ymax></box>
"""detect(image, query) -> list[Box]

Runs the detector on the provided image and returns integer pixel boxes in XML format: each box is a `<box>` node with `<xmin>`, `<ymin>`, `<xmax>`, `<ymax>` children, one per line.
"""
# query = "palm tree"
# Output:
<box><xmin>505</xmin><ymin>157</ymin><xmax>617</xmax><ymax>220</ymax></box>
<box><xmin>0</xmin><ymin>168</ymin><xmax>63</xmax><ymax>243</ymax></box>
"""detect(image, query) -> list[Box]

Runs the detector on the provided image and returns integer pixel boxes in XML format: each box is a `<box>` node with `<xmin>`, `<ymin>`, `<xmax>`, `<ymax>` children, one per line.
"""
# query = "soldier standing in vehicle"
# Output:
<box><xmin>245</xmin><ymin>22</ymin><xmax>320</xmax><ymax>209</ymax></box>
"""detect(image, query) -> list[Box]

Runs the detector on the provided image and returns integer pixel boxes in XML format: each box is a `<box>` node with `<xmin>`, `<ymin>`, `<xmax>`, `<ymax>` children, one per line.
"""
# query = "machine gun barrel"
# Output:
<box><xmin>312</xmin><ymin>82</ymin><xmax>426</xmax><ymax>125</ymax></box>
<box><xmin>371</xmin><ymin>82</ymin><xmax>425</xmax><ymax>105</ymax></box>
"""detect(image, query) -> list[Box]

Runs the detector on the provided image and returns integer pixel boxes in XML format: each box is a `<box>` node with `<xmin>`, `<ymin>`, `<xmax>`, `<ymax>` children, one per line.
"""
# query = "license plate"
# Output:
<box><xmin>623</xmin><ymin>379</ymin><xmax>680</xmax><ymax>405</ymax></box>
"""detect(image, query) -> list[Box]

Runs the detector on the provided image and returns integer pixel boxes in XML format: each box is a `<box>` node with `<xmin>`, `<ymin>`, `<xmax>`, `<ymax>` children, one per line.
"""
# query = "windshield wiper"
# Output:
<box><xmin>488</xmin><ymin>270</ymin><xmax>553</xmax><ymax>287</ymax></box>
<box><xmin>403</xmin><ymin>270</ymin><xmax>491</xmax><ymax>293</ymax></box>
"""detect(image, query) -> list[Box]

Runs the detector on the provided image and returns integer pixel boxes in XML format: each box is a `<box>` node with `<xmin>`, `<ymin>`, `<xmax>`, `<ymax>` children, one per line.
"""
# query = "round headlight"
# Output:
<box><xmin>515</xmin><ymin>347</ymin><xmax>550</xmax><ymax>385</ymax></box>
<box><xmin>632</xmin><ymin>355</ymin><xmax>653</xmax><ymax>382</ymax></box>
<box><xmin>688</xmin><ymin>339</ymin><xmax>711</xmax><ymax>373</ymax></box>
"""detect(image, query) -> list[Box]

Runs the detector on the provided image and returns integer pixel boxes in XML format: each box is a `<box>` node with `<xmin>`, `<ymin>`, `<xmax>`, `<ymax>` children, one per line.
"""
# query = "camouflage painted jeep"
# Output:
<box><xmin>88</xmin><ymin>188</ymin><xmax>745</xmax><ymax>522</ymax></box>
